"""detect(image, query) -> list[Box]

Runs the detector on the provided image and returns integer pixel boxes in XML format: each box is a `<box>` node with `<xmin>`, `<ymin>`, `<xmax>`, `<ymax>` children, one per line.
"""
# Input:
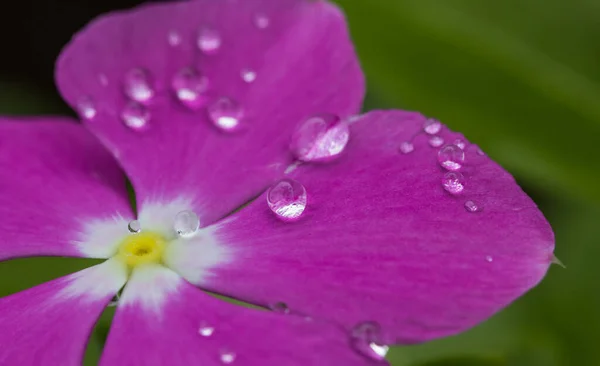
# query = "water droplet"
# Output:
<box><xmin>208</xmin><ymin>97</ymin><xmax>244</xmax><ymax>132</ymax></box>
<box><xmin>128</xmin><ymin>220</ymin><xmax>141</xmax><ymax>233</ymax></box>
<box><xmin>442</xmin><ymin>172</ymin><xmax>465</xmax><ymax>194</ymax></box>
<box><xmin>98</xmin><ymin>74</ymin><xmax>109</xmax><ymax>86</ymax></box>
<box><xmin>219</xmin><ymin>350</ymin><xmax>236</xmax><ymax>364</ymax></box>
<box><xmin>438</xmin><ymin>144</ymin><xmax>465</xmax><ymax>171</ymax></box>
<box><xmin>399</xmin><ymin>141</ymin><xmax>414</xmax><ymax>154</ymax></box>
<box><xmin>423</xmin><ymin>119</ymin><xmax>441</xmax><ymax>134</ymax></box>
<box><xmin>198</xmin><ymin>323</ymin><xmax>214</xmax><ymax>337</ymax></box>
<box><xmin>168</xmin><ymin>30</ymin><xmax>181</xmax><ymax>46</ymax></box>
<box><xmin>290</xmin><ymin>114</ymin><xmax>349</xmax><ymax>162</ymax></box>
<box><xmin>486</xmin><ymin>255</ymin><xmax>493</xmax><ymax>262</ymax></box>
<box><xmin>198</xmin><ymin>28</ymin><xmax>221</xmax><ymax>54</ymax></box>
<box><xmin>464</xmin><ymin>200</ymin><xmax>483</xmax><ymax>213</ymax></box>
<box><xmin>121</xmin><ymin>102</ymin><xmax>150</xmax><ymax>131</ymax></box>
<box><xmin>241</xmin><ymin>68</ymin><xmax>257</xmax><ymax>83</ymax></box>
<box><xmin>77</xmin><ymin>97</ymin><xmax>97</xmax><ymax>120</ymax></box>
<box><xmin>429</xmin><ymin>135</ymin><xmax>444</xmax><ymax>147</ymax></box>
<box><xmin>267</xmin><ymin>179</ymin><xmax>307</xmax><ymax>221</ymax></box>
<box><xmin>173</xmin><ymin>210</ymin><xmax>200</xmax><ymax>238</ymax></box>
<box><xmin>172</xmin><ymin>67</ymin><xmax>210</xmax><ymax>110</ymax></box>
<box><xmin>454</xmin><ymin>139</ymin><xmax>466</xmax><ymax>150</ymax></box>
<box><xmin>123</xmin><ymin>68</ymin><xmax>154</xmax><ymax>104</ymax></box>
<box><xmin>270</xmin><ymin>302</ymin><xmax>290</xmax><ymax>314</ymax></box>
<box><xmin>350</xmin><ymin>321</ymin><xmax>389</xmax><ymax>361</ymax></box>
<box><xmin>476</xmin><ymin>146</ymin><xmax>486</xmax><ymax>156</ymax></box>
<box><xmin>254</xmin><ymin>13</ymin><xmax>270</xmax><ymax>29</ymax></box>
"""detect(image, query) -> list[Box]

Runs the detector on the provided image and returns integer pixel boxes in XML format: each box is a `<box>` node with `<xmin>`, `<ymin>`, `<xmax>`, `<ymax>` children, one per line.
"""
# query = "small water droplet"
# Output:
<box><xmin>350</xmin><ymin>321</ymin><xmax>389</xmax><ymax>361</ymax></box>
<box><xmin>219</xmin><ymin>350</ymin><xmax>236</xmax><ymax>364</ymax></box>
<box><xmin>121</xmin><ymin>102</ymin><xmax>150</xmax><ymax>131</ymax></box>
<box><xmin>438</xmin><ymin>144</ymin><xmax>465</xmax><ymax>171</ymax></box>
<box><xmin>464</xmin><ymin>200</ymin><xmax>482</xmax><ymax>213</ymax></box>
<box><xmin>168</xmin><ymin>30</ymin><xmax>181</xmax><ymax>46</ymax></box>
<box><xmin>123</xmin><ymin>68</ymin><xmax>154</xmax><ymax>104</ymax></box>
<box><xmin>476</xmin><ymin>146</ymin><xmax>486</xmax><ymax>156</ymax></box>
<box><xmin>172</xmin><ymin>67</ymin><xmax>210</xmax><ymax>110</ymax></box>
<box><xmin>423</xmin><ymin>118</ymin><xmax>442</xmax><ymax>134</ymax></box>
<box><xmin>399</xmin><ymin>141</ymin><xmax>414</xmax><ymax>154</ymax></box>
<box><xmin>198</xmin><ymin>323</ymin><xmax>214</xmax><ymax>337</ymax></box>
<box><xmin>174</xmin><ymin>210</ymin><xmax>200</xmax><ymax>238</ymax></box>
<box><xmin>270</xmin><ymin>302</ymin><xmax>290</xmax><ymax>314</ymax></box>
<box><xmin>442</xmin><ymin>172</ymin><xmax>465</xmax><ymax>194</ymax></box>
<box><xmin>290</xmin><ymin>114</ymin><xmax>349</xmax><ymax>162</ymax></box>
<box><xmin>198</xmin><ymin>28</ymin><xmax>221</xmax><ymax>54</ymax></box>
<box><xmin>454</xmin><ymin>139</ymin><xmax>466</xmax><ymax>150</ymax></box>
<box><xmin>77</xmin><ymin>97</ymin><xmax>97</xmax><ymax>120</ymax></box>
<box><xmin>429</xmin><ymin>136</ymin><xmax>444</xmax><ymax>147</ymax></box>
<box><xmin>128</xmin><ymin>220</ymin><xmax>141</xmax><ymax>233</ymax></box>
<box><xmin>486</xmin><ymin>255</ymin><xmax>493</xmax><ymax>262</ymax></box>
<box><xmin>254</xmin><ymin>13</ymin><xmax>270</xmax><ymax>29</ymax></box>
<box><xmin>267</xmin><ymin>179</ymin><xmax>307</xmax><ymax>221</ymax></box>
<box><xmin>208</xmin><ymin>97</ymin><xmax>244</xmax><ymax>132</ymax></box>
<box><xmin>98</xmin><ymin>74</ymin><xmax>109</xmax><ymax>86</ymax></box>
<box><xmin>241</xmin><ymin>68</ymin><xmax>257</xmax><ymax>83</ymax></box>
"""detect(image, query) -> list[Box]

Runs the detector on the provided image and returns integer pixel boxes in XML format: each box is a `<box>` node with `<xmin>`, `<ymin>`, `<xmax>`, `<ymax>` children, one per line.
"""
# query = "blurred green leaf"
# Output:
<box><xmin>336</xmin><ymin>0</ymin><xmax>600</xmax><ymax>203</ymax></box>
<box><xmin>411</xmin><ymin>356</ymin><xmax>504</xmax><ymax>366</ymax></box>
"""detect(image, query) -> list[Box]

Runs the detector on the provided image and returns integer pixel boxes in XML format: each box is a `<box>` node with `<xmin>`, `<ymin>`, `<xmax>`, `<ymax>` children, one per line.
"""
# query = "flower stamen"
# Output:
<box><xmin>117</xmin><ymin>232</ymin><xmax>166</xmax><ymax>269</ymax></box>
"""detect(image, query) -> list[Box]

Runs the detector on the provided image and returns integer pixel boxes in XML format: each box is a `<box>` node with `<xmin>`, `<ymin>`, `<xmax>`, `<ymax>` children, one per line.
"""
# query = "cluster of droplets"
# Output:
<box><xmin>77</xmin><ymin>11</ymin><xmax>270</xmax><ymax>134</ymax></box>
<box><xmin>196</xmin><ymin>321</ymin><xmax>237</xmax><ymax>364</ymax></box>
<box><xmin>126</xmin><ymin>210</ymin><xmax>200</xmax><ymax>238</ymax></box>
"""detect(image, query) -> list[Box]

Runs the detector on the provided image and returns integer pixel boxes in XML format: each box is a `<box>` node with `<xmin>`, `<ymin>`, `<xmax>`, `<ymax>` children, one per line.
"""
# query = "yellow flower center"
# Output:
<box><xmin>117</xmin><ymin>232</ymin><xmax>166</xmax><ymax>269</ymax></box>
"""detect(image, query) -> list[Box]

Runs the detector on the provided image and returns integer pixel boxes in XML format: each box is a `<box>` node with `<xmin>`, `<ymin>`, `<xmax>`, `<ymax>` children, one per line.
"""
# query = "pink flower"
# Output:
<box><xmin>0</xmin><ymin>1</ymin><xmax>555</xmax><ymax>365</ymax></box>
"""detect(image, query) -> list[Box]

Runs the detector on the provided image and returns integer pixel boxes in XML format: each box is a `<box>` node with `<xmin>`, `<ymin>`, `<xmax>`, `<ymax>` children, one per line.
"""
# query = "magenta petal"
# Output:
<box><xmin>192</xmin><ymin>111</ymin><xmax>555</xmax><ymax>344</ymax></box>
<box><xmin>101</xmin><ymin>266</ymin><xmax>382</xmax><ymax>366</ymax></box>
<box><xmin>0</xmin><ymin>260</ymin><xmax>126</xmax><ymax>365</ymax></box>
<box><xmin>55</xmin><ymin>0</ymin><xmax>364</xmax><ymax>225</ymax></box>
<box><xmin>0</xmin><ymin>117</ymin><xmax>133</xmax><ymax>260</ymax></box>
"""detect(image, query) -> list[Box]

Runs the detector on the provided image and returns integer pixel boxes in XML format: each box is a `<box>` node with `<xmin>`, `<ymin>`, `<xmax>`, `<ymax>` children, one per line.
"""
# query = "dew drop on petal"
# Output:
<box><xmin>241</xmin><ymin>68</ymin><xmax>257</xmax><ymax>83</ymax></box>
<box><xmin>98</xmin><ymin>74</ymin><xmax>109</xmax><ymax>87</ymax></box>
<box><xmin>270</xmin><ymin>302</ymin><xmax>290</xmax><ymax>314</ymax></box>
<box><xmin>172</xmin><ymin>67</ymin><xmax>210</xmax><ymax>110</ymax></box>
<box><xmin>198</xmin><ymin>323</ymin><xmax>214</xmax><ymax>337</ymax></box>
<box><xmin>476</xmin><ymin>146</ymin><xmax>486</xmax><ymax>156</ymax></box>
<box><xmin>198</xmin><ymin>28</ymin><xmax>221</xmax><ymax>54</ymax></box>
<box><xmin>429</xmin><ymin>135</ymin><xmax>444</xmax><ymax>147</ymax></box>
<box><xmin>267</xmin><ymin>179</ymin><xmax>307</xmax><ymax>221</ymax></box>
<box><xmin>453</xmin><ymin>138</ymin><xmax>466</xmax><ymax>150</ymax></box>
<box><xmin>174</xmin><ymin>210</ymin><xmax>200</xmax><ymax>238</ymax></box>
<box><xmin>128</xmin><ymin>220</ymin><xmax>141</xmax><ymax>234</ymax></box>
<box><xmin>290</xmin><ymin>114</ymin><xmax>349</xmax><ymax>162</ymax></box>
<box><xmin>123</xmin><ymin>68</ymin><xmax>154</xmax><ymax>104</ymax></box>
<box><xmin>254</xmin><ymin>13</ymin><xmax>270</xmax><ymax>29</ymax></box>
<box><xmin>442</xmin><ymin>172</ymin><xmax>465</xmax><ymax>194</ymax></box>
<box><xmin>423</xmin><ymin>118</ymin><xmax>441</xmax><ymax>134</ymax></box>
<box><xmin>219</xmin><ymin>349</ymin><xmax>236</xmax><ymax>364</ymax></box>
<box><xmin>121</xmin><ymin>102</ymin><xmax>150</xmax><ymax>131</ymax></box>
<box><xmin>438</xmin><ymin>144</ymin><xmax>465</xmax><ymax>171</ymax></box>
<box><xmin>208</xmin><ymin>97</ymin><xmax>244</xmax><ymax>132</ymax></box>
<box><xmin>77</xmin><ymin>97</ymin><xmax>97</xmax><ymax>121</ymax></box>
<box><xmin>486</xmin><ymin>255</ymin><xmax>493</xmax><ymax>262</ymax></box>
<box><xmin>168</xmin><ymin>30</ymin><xmax>181</xmax><ymax>46</ymax></box>
<box><xmin>350</xmin><ymin>321</ymin><xmax>389</xmax><ymax>361</ymax></box>
<box><xmin>399</xmin><ymin>141</ymin><xmax>414</xmax><ymax>154</ymax></box>
<box><xmin>464</xmin><ymin>200</ymin><xmax>482</xmax><ymax>213</ymax></box>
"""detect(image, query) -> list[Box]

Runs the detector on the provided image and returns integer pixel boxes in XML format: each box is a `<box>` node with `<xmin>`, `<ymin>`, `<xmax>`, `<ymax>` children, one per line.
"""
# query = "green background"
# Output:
<box><xmin>1</xmin><ymin>0</ymin><xmax>598</xmax><ymax>365</ymax></box>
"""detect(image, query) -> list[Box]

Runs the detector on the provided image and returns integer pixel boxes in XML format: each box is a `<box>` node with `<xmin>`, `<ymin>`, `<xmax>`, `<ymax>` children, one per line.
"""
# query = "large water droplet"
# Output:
<box><xmin>442</xmin><ymin>172</ymin><xmax>465</xmax><ymax>194</ymax></box>
<box><xmin>290</xmin><ymin>114</ymin><xmax>349</xmax><ymax>162</ymax></box>
<box><xmin>198</xmin><ymin>28</ymin><xmax>221</xmax><ymax>54</ymax></box>
<box><xmin>464</xmin><ymin>200</ymin><xmax>482</xmax><ymax>213</ymax></box>
<box><xmin>128</xmin><ymin>220</ymin><xmax>141</xmax><ymax>233</ymax></box>
<box><xmin>438</xmin><ymin>144</ymin><xmax>465</xmax><ymax>171</ymax></box>
<box><xmin>241</xmin><ymin>68</ymin><xmax>257</xmax><ymax>83</ymax></box>
<box><xmin>350</xmin><ymin>321</ymin><xmax>389</xmax><ymax>361</ymax></box>
<box><xmin>77</xmin><ymin>97</ymin><xmax>97</xmax><ymax>121</ymax></box>
<box><xmin>270</xmin><ymin>302</ymin><xmax>290</xmax><ymax>314</ymax></box>
<box><xmin>254</xmin><ymin>13</ymin><xmax>270</xmax><ymax>29</ymax></box>
<box><xmin>174</xmin><ymin>210</ymin><xmax>200</xmax><ymax>238</ymax></box>
<box><xmin>121</xmin><ymin>102</ymin><xmax>150</xmax><ymax>131</ymax></box>
<box><xmin>219</xmin><ymin>350</ymin><xmax>236</xmax><ymax>364</ymax></box>
<box><xmin>423</xmin><ymin>119</ymin><xmax>441</xmax><ymax>134</ymax></box>
<box><xmin>123</xmin><ymin>68</ymin><xmax>154</xmax><ymax>104</ymax></box>
<box><xmin>429</xmin><ymin>136</ymin><xmax>444</xmax><ymax>147</ymax></box>
<box><xmin>399</xmin><ymin>141</ymin><xmax>414</xmax><ymax>154</ymax></box>
<box><xmin>172</xmin><ymin>67</ymin><xmax>210</xmax><ymax>110</ymax></box>
<box><xmin>198</xmin><ymin>323</ymin><xmax>214</xmax><ymax>337</ymax></box>
<box><xmin>208</xmin><ymin>97</ymin><xmax>244</xmax><ymax>132</ymax></box>
<box><xmin>267</xmin><ymin>179</ymin><xmax>307</xmax><ymax>221</ymax></box>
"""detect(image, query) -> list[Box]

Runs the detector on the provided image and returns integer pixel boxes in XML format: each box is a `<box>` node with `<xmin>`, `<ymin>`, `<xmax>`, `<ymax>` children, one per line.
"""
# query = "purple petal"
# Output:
<box><xmin>176</xmin><ymin>110</ymin><xmax>555</xmax><ymax>344</ymax></box>
<box><xmin>0</xmin><ymin>117</ymin><xmax>134</xmax><ymax>260</ymax></box>
<box><xmin>55</xmin><ymin>0</ymin><xmax>364</xmax><ymax>225</ymax></box>
<box><xmin>101</xmin><ymin>265</ymin><xmax>383</xmax><ymax>365</ymax></box>
<box><xmin>0</xmin><ymin>260</ymin><xmax>126</xmax><ymax>365</ymax></box>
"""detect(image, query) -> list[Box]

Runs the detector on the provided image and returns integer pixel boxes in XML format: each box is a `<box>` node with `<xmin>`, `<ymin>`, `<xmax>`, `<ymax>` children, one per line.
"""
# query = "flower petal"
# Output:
<box><xmin>0</xmin><ymin>259</ymin><xmax>126</xmax><ymax>365</ymax></box>
<box><xmin>101</xmin><ymin>265</ymin><xmax>384</xmax><ymax>366</ymax></box>
<box><xmin>55</xmin><ymin>0</ymin><xmax>364</xmax><ymax>225</ymax></box>
<box><xmin>0</xmin><ymin>117</ymin><xmax>134</xmax><ymax>260</ymax></box>
<box><xmin>173</xmin><ymin>110</ymin><xmax>555</xmax><ymax>344</ymax></box>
